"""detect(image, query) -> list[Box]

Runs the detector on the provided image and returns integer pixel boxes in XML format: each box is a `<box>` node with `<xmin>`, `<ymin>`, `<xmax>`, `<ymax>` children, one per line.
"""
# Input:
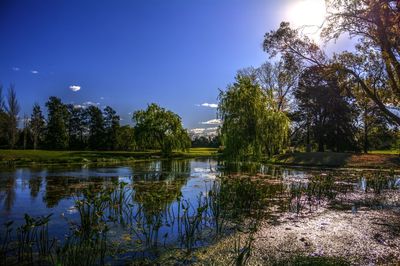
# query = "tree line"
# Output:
<box><xmin>0</xmin><ymin>86</ymin><xmax>190</xmax><ymax>154</ymax></box>
<box><xmin>1</xmin><ymin>0</ymin><xmax>399</xmax><ymax>159</ymax></box>
<box><xmin>217</xmin><ymin>0</ymin><xmax>399</xmax><ymax>159</ymax></box>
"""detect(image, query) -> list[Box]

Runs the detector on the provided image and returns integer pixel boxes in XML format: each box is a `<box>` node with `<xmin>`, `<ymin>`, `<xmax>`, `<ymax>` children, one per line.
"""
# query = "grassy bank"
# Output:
<box><xmin>269</xmin><ymin>152</ymin><xmax>400</xmax><ymax>169</ymax></box>
<box><xmin>0</xmin><ymin>148</ymin><xmax>218</xmax><ymax>167</ymax></box>
<box><xmin>1</xmin><ymin>149</ymin><xmax>398</xmax><ymax>169</ymax></box>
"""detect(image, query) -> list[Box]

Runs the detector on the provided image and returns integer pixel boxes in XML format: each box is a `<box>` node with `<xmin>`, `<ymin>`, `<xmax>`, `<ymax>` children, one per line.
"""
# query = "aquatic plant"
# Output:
<box><xmin>179</xmin><ymin>197</ymin><xmax>208</xmax><ymax>254</ymax></box>
<box><xmin>56</xmin><ymin>231</ymin><xmax>108</xmax><ymax>266</ymax></box>
<box><xmin>232</xmin><ymin>234</ymin><xmax>252</xmax><ymax>266</ymax></box>
<box><xmin>0</xmin><ymin>221</ymin><xmax>13</xmax><ymax>265</ymax></box>
<box><xmin>16</xmin><ymin>213</ymin><xmax>55</xmax><ymax>264</ymax></box>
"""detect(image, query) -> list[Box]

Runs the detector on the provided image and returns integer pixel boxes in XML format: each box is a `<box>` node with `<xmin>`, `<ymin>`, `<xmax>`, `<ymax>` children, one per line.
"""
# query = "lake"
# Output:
<box><xmin>1</xmin><ymin>158</ymin><xmax>399</xmax><ymax>265</ymax></box>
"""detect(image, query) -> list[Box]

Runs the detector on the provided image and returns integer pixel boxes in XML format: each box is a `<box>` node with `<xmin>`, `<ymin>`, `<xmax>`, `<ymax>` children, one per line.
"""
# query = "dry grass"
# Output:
<box><xmin>272</xmin><ymin>152</ymin><xmax>400</xmax><ymax>169</ymax></box>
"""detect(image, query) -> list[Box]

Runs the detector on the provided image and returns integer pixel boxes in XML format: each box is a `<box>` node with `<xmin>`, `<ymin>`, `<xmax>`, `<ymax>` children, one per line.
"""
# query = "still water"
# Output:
<box><xmin>0</xmin><ymin>158</ymin><xmax>399</xmax><ymax>264</ymax></box>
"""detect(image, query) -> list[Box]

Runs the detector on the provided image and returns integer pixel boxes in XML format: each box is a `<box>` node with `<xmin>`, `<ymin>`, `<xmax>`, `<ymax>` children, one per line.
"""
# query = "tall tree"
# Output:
<box><xmin>67</xmin><ymin>104</ymin><xmax>89</xmax><ymax>150</ymax></box>
<box><xmin>104</xmin><ymin>106</ymin><xmax>120</xmax><ymax>150</ymax></box>
<box><xmin>87</xmin><ymin>105</ymin><xmax>105</xmax><ymax>150</ymax></box>
<box><xmin>0</xmin><ymin>85</ymin><xmax>7</xmax><ymax>146</ymax></box>
<box><xmin>257</xmin><ymin>59</ymin><xmax>299</xmax><ymax>112</ymax></box>
<box><xmin>218</xmin><ymin>75</ymin><xmax>289</xmax><ymax>160</ymax></box>
<box><xmin>4</xmin><ymin>85</ymin><xmax>20</xmax><ymax>149</ymax></box>
<box><xmin>295</xmin><ymin>66</ymin><xmax>358</xmax><ymax>152</ymax></box>
<box><xmin>323</xmin><ymin>0</ymin><xmax>400</xmax><ymax>100</ymax></box>
<box><xmin>45</xmin><ymin>97</ymin><xmax>69</xmax><ymax>149</ymax></box>
<box><xmin>264</xmin><ymin>10</ymin><xmax>400</xmax><ymax>125</ymax></box>
<box><xmin>22</xmin><ymin>114</ymin><xmax>29</xmax><ymax>149</ymax></box>
<box><xmin>30</xmin><ymin>103</ymin><xmax>46</xmax><ymax>150</ymax></box>
<box><xmin>132</xmin><ymin>103</ymin><xmax>191</xmax><ymax>155</ymax></box>
<box><xmin>116</xmin><ymin>125</ymin><xmax>135</xmax><ymax>151</ymax></box>
<box><xmin>0</xmin><ymin>85</ymin><xmax>4</xmax><ymax>110</ymax></box>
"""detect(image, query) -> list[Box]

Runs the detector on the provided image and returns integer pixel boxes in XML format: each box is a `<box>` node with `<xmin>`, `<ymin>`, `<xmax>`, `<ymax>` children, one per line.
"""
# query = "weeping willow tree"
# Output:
<box><xmin>218</xmin><ymin>75</ymin><xmax>289</xmax><ymax>160</ymax></box>
<box><xmin>132</xmin><ymin>103</ymin><xmax>191</xmax><ymax>155</ymax></box>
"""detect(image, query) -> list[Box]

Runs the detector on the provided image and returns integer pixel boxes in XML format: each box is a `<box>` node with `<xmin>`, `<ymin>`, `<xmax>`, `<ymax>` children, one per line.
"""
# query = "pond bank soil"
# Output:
<box><xmin>195</xmin><ymin>209</ymin><xmax>400</xmax><ymax>264</ymax></box>
<box><xmin>272</xmin><ymin>152</ymin><xmax>400</xmax><ymax>169</ymax></box>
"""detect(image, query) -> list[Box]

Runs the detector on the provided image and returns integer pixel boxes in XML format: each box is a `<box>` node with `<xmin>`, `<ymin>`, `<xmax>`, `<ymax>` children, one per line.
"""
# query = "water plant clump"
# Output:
<box><xmin>1</xmin><ymin>162</ymin><xmax>399</xmax><ymax>265</ymax></box>
<box><xmin>0</xmin><ymin>177</ymin><xmax>265</xmax><ymax>264</ymax></box>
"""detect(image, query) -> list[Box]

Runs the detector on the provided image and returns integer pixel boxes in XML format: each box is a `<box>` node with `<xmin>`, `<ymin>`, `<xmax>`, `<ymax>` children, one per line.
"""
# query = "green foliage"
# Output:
<box><xmin>133</xmin><ymin>103</ymin><xmax>191</xmax><ymax>154</ymax></box>
<box><xmin>66</xmin><ymin>104</ymin><xmax>89</xmax><ymax>150</ymax></box>
<box><xmin>103</xmin><ymin>106</ymin><xmax>120</xmax><ymax>150</ymax></box>
<box><xmin>218</xmin><ymin>75</ymin><xmax>289</xmax><ymax>160</ymax></box>
<box><xmin>191</xmin><ymin>135</ymin><xmax>220</xmax><ymax>148</ymax></box>
<box><xmin>4</xmin><ymin>85</ymin><xmax>20</xmax><ymax>149</ymax></box>
<box><xmin>294</xmin><ymin>66</ymin><xmax>358</xmax><ymax>152</ymax></box>
<box><xmin>263</xmin><ymin>3</ymin><xmax>400</xmax><ymax>126</ymax></box>
<box><xmin>30</xmin><ymin>103</ymin><xmax>45</xmax><ymax>150</ymax></box>
<box><xmin>45</xmin><ymin>97</ymin><xmax>69</xmax><ymax>149</ymax></box>
<box><xmin>0</xmin><ymin>86</ymin><xmax>8</xmax><ymax>147</ymax></box>
<box><xmin>88</xmin><ymin>105</ymin><xmax>106</xmax><ymax>150</ymax></box>
<box><xmin>116</xmin><ymin>125</ymin><xmax>135</xmax><ymax>151</ymax></box>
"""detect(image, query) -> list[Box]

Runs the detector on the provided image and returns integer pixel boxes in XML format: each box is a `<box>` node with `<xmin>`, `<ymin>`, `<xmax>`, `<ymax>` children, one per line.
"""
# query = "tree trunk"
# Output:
<box><xmin>318</xmin><ymin>139</ymin><xmax>324</xmax><ymax>152</ymax></box>
<box><xmin>363</xmin><ymin>124</ymin><xmax>368</xmax><ymax>154</ymax></box>
<box><xmin>306</xmin><ymin>121</ymin><xmax>311</xmax><ymax>152</ymax></box>
<box><xmin>338</xmin><ymin>66</ymin><xmax>400</xmax><ymax>126</ymax></box>
<box><xmin>33</xmin><ymin>135</ymin><xmax>37</xmax><ymax>150</ymax></box>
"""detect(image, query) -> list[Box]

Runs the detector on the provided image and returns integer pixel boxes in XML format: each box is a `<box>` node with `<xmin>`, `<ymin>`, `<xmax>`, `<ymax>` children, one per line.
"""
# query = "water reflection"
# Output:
<box><xmin>0</xmin><ymin>177</ymin><xmax>16</xmax><ymax>211</ymax></box>
<box><xmin>0</xmin><ymin>161</ymin><xmax>399</xmax><ymax>222</ymax></box>
<box><xmin>0</xmin><ymin>159</ymin><xmax>399</xmax><ymax>264</ymax></box>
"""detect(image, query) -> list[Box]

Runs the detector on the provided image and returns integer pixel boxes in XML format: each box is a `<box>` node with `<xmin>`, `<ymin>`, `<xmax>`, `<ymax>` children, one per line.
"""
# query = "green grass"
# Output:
<box><xmin>0</xmin><ymin>148</ymin><xmax>218</xmax><ymax>167</ymax></box>
<box><xmin>369</xmin><ymin>150</ymin><xmax>400</xmax><ymax>155</ymax></box>
<box><xmin>2</xmin><ymin>149</ymin><xmax>397</xmax><ymax>169</ymax></box>
<box><xmin>174</xmin><ymin>147</ymin><xmax>219</xmax><ymax>157</ymax></box>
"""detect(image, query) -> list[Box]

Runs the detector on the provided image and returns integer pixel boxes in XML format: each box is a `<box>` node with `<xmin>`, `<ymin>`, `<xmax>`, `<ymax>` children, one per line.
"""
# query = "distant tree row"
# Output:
<box><xmin>0</xmin><ymin>86</ymin><xmax>190</xmax><ymax>154</ymax></box>
<box><xmin>191</xmin><ymin>136</ymin><xmax>220</xmax><ymax>148</ymax></box>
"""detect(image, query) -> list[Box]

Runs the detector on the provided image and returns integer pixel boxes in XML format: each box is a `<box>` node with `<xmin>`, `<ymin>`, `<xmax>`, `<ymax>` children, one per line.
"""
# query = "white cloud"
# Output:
<box><xmin>73</xmin><ymin>101</ymin><xmax>100</xmax><ymax>109</ymax></box>
<box><xmin>83</xmin><ymin>101</ymin><xmax>99</xmax><ymax>106</ymax></box>
<box><xmin>12</xmin><ymin>67</ymin><xmax>20</xmax><ymax>71</ymax></box>
<box><xmin>189</xmin><ymin>127</ymin><xmax>219</xmax><ymax>138</ymax></box>
<box><xmin>201</xmin><ymin>119</ymin><xmax>221</xmax><ymax>125</ymax></box>
<box><xmin>100</xmin><ymin>96</ymin><xmax>104</xmax><ymax>100</ymax></box>
<box><xmin>69</xmin><ymin>85</ymin><xmax>81</xmax><ymax>92</ymax></box>
<box><xmin>31</xmin><ymin>70</ymin><xmax>38</xmax><ymax>74</ymax></box>
<box><xmin>190</xmin><ymin>128</ymin><xmax>206</xmax><ymax>134</ymax></box>
<box><xmin>198</xmin><ymin>103</ymin><xmax>218</xmax><ymax>108</ymax></box>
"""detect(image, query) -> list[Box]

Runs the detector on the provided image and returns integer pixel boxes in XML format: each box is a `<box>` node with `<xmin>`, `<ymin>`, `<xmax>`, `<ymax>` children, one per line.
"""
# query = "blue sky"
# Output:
<box><xmin>0</xmin><ymin>0</ymin><xmax>319</xmax><ymax>129</ymax></box>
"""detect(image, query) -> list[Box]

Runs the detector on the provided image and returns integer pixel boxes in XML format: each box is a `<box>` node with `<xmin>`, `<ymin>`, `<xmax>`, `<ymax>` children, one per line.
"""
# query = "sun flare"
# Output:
<box><xmin>285</xmin><ymin>0</ymin><xmax>327</xmax><ymax>40</ymax></box>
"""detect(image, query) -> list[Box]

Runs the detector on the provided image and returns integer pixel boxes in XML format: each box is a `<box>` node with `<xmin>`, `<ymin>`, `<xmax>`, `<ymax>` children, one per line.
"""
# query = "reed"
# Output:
<box><xmin>179</xmin><ymin>197</ymin><xmax>208</xmax><ymax>254</ymax></box>
<box><xmin>0</xmin><ymin>221</ymin><xmax>13</xmax><ymax>265</ymax></box>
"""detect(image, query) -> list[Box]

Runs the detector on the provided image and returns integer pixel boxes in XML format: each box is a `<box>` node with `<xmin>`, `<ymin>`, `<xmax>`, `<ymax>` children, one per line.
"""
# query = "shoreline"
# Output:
<box><xmin>0</xmin><ymin>148</ymin><xmax>218</xmax><ymax>168</ymax></box>
<box><xmin>0</xmin><ymin>150</ymin><xmax>399</xmax><ymax>170</ymax></box>
<box><xmin>267</xmin><ymin>152</ymin><xmax>400</xmax><ymax>170</ymax></box>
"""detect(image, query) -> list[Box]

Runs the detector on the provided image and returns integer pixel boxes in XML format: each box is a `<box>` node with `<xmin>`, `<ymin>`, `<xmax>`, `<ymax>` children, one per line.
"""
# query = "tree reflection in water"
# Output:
<box><xmin>0</xmin><ymin>160</ymin><xmax>399</xmax><ymax>264</ymax></box>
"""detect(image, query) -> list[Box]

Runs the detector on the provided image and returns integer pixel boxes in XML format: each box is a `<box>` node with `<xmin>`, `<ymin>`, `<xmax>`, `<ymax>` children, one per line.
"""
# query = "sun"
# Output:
<box><xmin>285</xmin><ymin>0</ymin><xmax>327</xmax><ymax>40</ymax></box>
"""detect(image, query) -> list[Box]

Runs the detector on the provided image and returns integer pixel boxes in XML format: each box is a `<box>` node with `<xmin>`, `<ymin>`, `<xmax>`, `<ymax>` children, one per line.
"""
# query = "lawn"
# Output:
<box><xmin>369</xmin><ymin>150</ymin><xmax>400</xmax><ymax>155</ymax></box>
<box><xmin>1</xmin><ymin>149</ymin><xmax>397</xmax><ymax>169</ymax></box>
<box><xmin>0</xmin><ymin>148</ymin><xmax>219</xmax><ymax>167</ymax></box>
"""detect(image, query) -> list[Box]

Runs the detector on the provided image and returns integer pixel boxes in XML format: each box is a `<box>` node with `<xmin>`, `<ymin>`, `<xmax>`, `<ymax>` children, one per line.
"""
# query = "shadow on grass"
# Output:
<box><xmin>275</xmin><ymin>152</ymin><xmax>352</xmax><ymax>167</ymax></box>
